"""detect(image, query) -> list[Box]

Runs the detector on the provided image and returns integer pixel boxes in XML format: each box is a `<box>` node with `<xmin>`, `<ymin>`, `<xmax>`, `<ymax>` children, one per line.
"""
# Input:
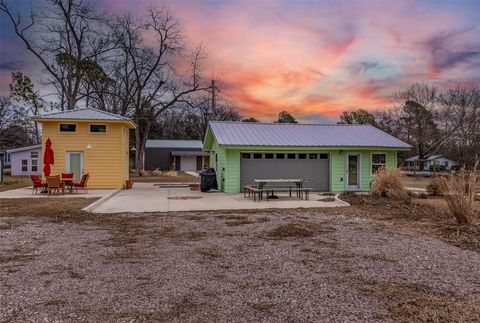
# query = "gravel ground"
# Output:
<box><xmin>1</xmin><ymin>210</ymin><xmax>480</xmax><ymax>322</ymax></box>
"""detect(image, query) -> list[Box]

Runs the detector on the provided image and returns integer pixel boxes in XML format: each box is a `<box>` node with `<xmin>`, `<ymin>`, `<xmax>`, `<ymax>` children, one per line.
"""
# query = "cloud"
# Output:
<box><xmin>422</xmin><ymin>28</ymin><xmax>480</xmax><ymax>75</ymax></box>
<box><xmin>0</xmin><ymin>60</ymin><xmax>24</xmax><ymax>71</ymax></box>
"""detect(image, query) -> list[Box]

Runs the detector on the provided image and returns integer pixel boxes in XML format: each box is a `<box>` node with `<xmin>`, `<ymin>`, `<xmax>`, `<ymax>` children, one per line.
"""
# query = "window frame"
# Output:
<box><xmin>31</xmin><ymin>151</ymin><xmax>39</xmax><ymax>159</ymax></box>
<box><xmin>31</xmin><ymin>158</ymin><xmax>38</xmax><ymax>172</ymax></box>
<box><xmin>59</xmin><ymin>123</ymin><xmax>77</xmax><ymax>133</ymax></box>
<box><xmin>21</xmin><ymin>159</ymin><xmax>28</xmax><ymax>172</ymax></box>
<box><xmin>371</xmin><ymin>153</ymin><xmax>387</xmax><ymax>174</ymax></box>
<box><xmin>89</xmin><ymin>124</ymin><xmax>107</xmax><ymax>133</ymax></box>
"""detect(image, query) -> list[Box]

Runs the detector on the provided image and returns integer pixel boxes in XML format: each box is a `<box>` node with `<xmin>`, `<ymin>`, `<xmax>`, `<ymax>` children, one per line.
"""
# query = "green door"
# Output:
<box><xmin>67</xmin><ymin>152</ymin><xmax>83</xmax><ymax>181</ymax></box>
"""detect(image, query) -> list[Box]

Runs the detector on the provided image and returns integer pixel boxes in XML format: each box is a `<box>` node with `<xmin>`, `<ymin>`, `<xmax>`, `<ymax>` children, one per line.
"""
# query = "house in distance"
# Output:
<box><xmin>143</xmin><ymin>140</ymin><xmax>209</xmax><ymax>171</ymax></box>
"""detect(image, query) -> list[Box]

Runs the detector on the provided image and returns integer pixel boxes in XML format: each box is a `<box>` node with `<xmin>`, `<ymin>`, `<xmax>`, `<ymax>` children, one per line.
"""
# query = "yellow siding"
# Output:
<box><xmin>40</xmin><ymin>120</ymin><xmax>130</xmax><ymax>189</ymax></box>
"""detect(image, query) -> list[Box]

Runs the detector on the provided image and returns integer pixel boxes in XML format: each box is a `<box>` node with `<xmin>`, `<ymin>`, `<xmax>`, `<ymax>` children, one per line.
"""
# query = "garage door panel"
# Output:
<box><xmin>240</xmin><ymin>153</ymin><xmax>330</xmax><ymax>191</ymax></box>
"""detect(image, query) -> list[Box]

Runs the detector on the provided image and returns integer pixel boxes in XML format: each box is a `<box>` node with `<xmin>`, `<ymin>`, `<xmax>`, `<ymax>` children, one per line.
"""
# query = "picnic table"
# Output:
<box><xmin>254</xmin><ymin>179</ymin><xmax>305</xmax><ymax>190</ymax></box>
<box><xmin>245</xmin><ymin>178</ymin><xmax>309</xmax><ymax>201</ymax></box>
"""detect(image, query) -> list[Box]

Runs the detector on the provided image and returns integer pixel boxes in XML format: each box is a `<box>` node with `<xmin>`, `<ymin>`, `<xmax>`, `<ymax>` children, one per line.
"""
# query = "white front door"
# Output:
<box><xmin>180</xmin><ymin>156</ymin><xmax>197</xmax><ymax>171</ymax></box>
<box><xmin>347</xmin><ymin>154</ymin><xmax>360</xmax><ymax>190</ymax></box>
<box><xmin>66</xmin><ymin>152</ymin><xmax>84</xmax><ymax>181</ymax></box>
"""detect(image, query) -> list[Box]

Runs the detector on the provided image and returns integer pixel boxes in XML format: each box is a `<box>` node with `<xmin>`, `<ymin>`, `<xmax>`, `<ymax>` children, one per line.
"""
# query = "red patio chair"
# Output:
<box><xmin>30</xmin><ymin>175</ymin><xmax>47</xmax><ymax>195</ymax></box>
<box><xmin>61</xmin><ymin>173</ymin><xmax>74</xmax><ymax>191</ymax></box>
<box><xmin>73</xmin><ymin>174</ymin><xmax>89</xmax><ymax>194</ymax></box>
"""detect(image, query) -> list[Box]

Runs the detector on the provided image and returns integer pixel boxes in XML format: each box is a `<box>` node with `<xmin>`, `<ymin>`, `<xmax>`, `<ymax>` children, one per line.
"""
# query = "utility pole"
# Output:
<box><xmin>211</xmin><ymin>79</ymin><xmax>216</xmax><ymax>120</ymax></box>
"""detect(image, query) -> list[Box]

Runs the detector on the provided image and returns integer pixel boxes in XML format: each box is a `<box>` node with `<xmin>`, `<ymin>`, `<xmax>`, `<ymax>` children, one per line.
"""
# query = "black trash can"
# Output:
<box><xmin>200</xmin><ymin>168</ymin><xmax>218</xmax><ymax>192</ymax></box>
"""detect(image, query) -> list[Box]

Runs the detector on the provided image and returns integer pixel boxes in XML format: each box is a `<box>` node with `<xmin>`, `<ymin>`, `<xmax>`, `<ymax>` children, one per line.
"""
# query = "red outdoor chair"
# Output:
<box><xmin>30</xmin><ymin>175</ymin><xmax>47</xmax><ymax>195</ymax></box>
<box><xmin>61</xmin><ymin>173</ymin><xmax>74</xmax><ymax>191</ymax></box>
<box><xmin>73</xmin><ymin>174</ymin><xmax>89</xmax><ymax>194</ymax></box>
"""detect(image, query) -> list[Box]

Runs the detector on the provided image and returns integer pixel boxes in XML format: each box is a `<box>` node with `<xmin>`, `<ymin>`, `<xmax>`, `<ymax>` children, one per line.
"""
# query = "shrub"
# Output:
<box><xmin>426</xmin><ymin>180</ymin><xmax>442</xmax><ymax>196</ymax></box>
<box><xmin>438</xmin><ymin>162</ymin><xmax>479</xmax><ymax>225</ymax></box>
<box><xmin>371</xmin><ymin>168</ymin><xmax>409</xmax><ymax>200</ymax></box>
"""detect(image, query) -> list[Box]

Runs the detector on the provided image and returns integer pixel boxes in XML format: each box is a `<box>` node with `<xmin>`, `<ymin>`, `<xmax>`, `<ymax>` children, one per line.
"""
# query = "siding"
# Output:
<box><xmin>10</xmin><ymin>148</ymin><xmax>42</xmax><ymax>176</ymax></box>
<box><xmin>209</xmin><ymin>146</ymin><xmax>399</xmax><ymax>193</ymax></box>
<box><xmin>41</xmin><ymin>120</ymin><xmax>130</xmax><ymax>188</ymax></box>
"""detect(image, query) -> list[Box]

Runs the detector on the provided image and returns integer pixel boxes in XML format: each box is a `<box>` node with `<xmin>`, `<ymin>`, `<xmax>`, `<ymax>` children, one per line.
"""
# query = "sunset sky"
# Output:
<box><xmin>1</xmin><ymin>0</ymin><xmax>480</xmax><ymax>122</ymax></box>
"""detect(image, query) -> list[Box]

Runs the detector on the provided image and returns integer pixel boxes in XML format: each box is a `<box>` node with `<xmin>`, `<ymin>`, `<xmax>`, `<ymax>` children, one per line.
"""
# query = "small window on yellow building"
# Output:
<box><xmin>90</xmin><ymin>124</ymin><xmax>107</xmax><ymax>133</ymax></box>
<box><xmin>59</xmin><ymin>124</ymin><xmax>76</xmax><ymax>132</ymax></box>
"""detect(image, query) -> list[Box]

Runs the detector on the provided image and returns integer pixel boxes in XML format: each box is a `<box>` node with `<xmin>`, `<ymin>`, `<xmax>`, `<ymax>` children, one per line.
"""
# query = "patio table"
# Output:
<box><xmin>61</xmin><ymin>177</ymin><xmax>76</xmax><ymax>194</ymax></box>
<box><xmin>253</xmin><ymin>179</ymin><xmax>306</xmax><ymax>199</ymax></box>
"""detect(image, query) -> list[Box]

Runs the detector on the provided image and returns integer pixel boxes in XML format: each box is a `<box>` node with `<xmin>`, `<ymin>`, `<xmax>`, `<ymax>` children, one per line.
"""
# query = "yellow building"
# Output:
<box><xmin>33</xmin><ymin>108</ymin><xmax>136</xmax><ymax>189</ymax></box>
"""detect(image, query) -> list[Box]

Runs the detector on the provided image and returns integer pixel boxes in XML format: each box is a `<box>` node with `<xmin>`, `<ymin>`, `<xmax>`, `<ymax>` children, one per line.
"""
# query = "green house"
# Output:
<box><xmin>203</xmin><ymin>121</ymin><xmax>411</xmax><ymax>193</ymax></box>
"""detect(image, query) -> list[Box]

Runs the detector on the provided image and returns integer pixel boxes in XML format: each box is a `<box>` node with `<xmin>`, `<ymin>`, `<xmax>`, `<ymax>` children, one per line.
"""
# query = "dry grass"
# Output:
<box><xmin>130</xmin><ymin>171</ymin><xmax>197</xmax><ymax>183</ymax></box>
<box><xmin>0</xmin><ymin>176</ymin><xmax>31</xmax><ymax>192</ymax></box>
<box><xmin>438</xmin><ymin>163</ymin><xmax>479</xmax><ymax>225</ymax></box>
<box><xmin>0</xmin><ymin>198</ymin><xmax>98</xmax><ymax>221</ymax></box>
<box><xmin>266</xmin><ymin>221</ymin><xmax>334</xmax><ymax>238</ymax></box>
<box><xmin>372</xmin><ymin>168</ymin><xmax>409</xmax><ymax>199</ymax></box>
<box><xmin>349</xmin><ymin>278</ymin><xmax>480</xmax><ymax>322</ymax></box>
<box><xmin>195</xmin><ymin>247</ymin><xmax>221</xmax><ymax>258</ymax></box>
<box><xmin>339</xmin><ymin>193</ymin><xmax>480</xmax><ymax>252</ymax></box>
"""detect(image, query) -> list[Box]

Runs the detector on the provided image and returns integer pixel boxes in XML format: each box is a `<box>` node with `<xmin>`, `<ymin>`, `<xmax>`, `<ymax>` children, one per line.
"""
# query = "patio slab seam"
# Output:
<box><xmin>82</xmin><ymin>188</ymin><xmax>122</xmax><ymax>212</ymax></box>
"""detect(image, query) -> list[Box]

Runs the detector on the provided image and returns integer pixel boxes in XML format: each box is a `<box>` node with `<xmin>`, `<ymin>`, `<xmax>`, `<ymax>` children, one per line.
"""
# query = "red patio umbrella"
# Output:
<box><xmin>43</xmin><ymin>137</ymin><xmax>54</xmax><ymax>177</ymax></box>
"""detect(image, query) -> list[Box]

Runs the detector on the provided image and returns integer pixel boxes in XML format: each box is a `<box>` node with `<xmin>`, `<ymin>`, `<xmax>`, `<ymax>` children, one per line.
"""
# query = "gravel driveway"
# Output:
<box><xmin>1</xmin><ymin>209</ymin><xmax>480</xmax><ymax>322</ymax></box>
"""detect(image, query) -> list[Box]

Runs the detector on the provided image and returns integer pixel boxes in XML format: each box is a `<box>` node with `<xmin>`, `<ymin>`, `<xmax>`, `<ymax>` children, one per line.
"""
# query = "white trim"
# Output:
<box><xmin>58</xmin><ymin>123</ymin><xmax>77</xmax><ymax>133</ymax></box>
<box><xmin>89</xmin><ymin>123</ymin><xmax>107</xmax><ymax>134</ymax></box>
<box><xmin>370</xmin><ymin>152</ymin><xmax>387</xmax><ymax>174</ymax></box>
<box><xmin>6</xmin><ymin>144</ymin><xmax>42</xmax><ymax>154</ymax></box>
<box><xmin>66</xmin><ymin>151</ymin><xmax>84</xmax><ymax>178</ymax></box>
<box><xmin>346</xmin><ymin>153</ymin><xmax>361</xmax><ymax>191</ymax></box>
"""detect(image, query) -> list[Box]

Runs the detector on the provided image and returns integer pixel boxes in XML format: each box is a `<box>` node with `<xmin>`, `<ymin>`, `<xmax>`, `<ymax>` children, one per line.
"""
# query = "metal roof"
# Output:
<box><xmin>7</xmin><ymin>144</ymin><xmax>42</xmax><ymax>154</ymax></box>
<box><xmin>34</xmin><ymin>108</ymin><xmax>133</xmax><ymax>122</ymax></box>
<box><xmin>208</xmin><ymin>121</ymin><xmax>411</xmax><ymax>148</ymax></box>
<box><xmin>171</xmin><ymin>150</ymin><xmax>210</xmax><ymax>157</ymax></box>
<box><xmin>146</xmin><ymin>140</ymin><xmax>203</xmax><ymax>149</ymax></box>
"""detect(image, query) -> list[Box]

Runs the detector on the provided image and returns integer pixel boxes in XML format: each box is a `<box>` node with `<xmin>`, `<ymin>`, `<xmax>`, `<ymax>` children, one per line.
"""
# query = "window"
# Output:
<box><xmin>241</xmin><ymin>153</ymin><xmax>251</xmax><ymax>159</ymax></box>
<box><xmin>309</xmin><ymin>154</ymin><xmax>318</xmax><ymax>159</ymax></box>
<box><xmin>21</xmin><ymin>159</ymin><xmax>28</xmax><ymax>172</ymax></box>
<box><xmin>276</xmin><ymin>153</ymin><xmax>285</xmax><ymax>159</ymax></box>
<box><xmin>253</xmin><ymin>153</ymin><xmax>262</xmax><ymax>159</ymax></box>
<box><xmin>372</xmin><ymin>153</ymin><xmax>387</xmax><ymax>174</ymax></box>
<box><xmin>31</xmin><ymin>159</ymin><xmax>38</xmax><ymax>172</ymax></box>
<box><xmin>287</xmin><ymin>153</ymin><xmax>296</xmax><ymax>159</ymax></box>
<box><xmin>298</xmin><ymin>153</ymin><xmax>306</xmax><ymax>159</ymax></box>
<box><xmin>59</xmin><ymin>124</ymin><xmax>76</xmax><ymax>132</ymax></box>
<box><xmin>31</xmin><ymin>151</ymin><xmax>39</xmax><ymax>159</ymax></box>
<box><xmin>90</xmin><ymin>124</ymin><xmax>107</xmax><ymax>133</ymax></box>
<box><xmin>5</xmin><ymin>153</ymin><xmax>10</xmax><ymax>163</ymax></box>
<box><xmin>265</xmin><ymin>153</ymin><xmax>274</xmax><ymax>159</ymax></box>
<box><xmin>320</xmin><ymin>153</ymin><xmax>328</xmax><ymax>159</ymax></box>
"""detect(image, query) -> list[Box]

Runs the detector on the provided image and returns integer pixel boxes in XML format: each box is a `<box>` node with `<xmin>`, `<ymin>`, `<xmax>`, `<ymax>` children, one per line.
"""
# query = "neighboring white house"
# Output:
<box><xmin>405</xmin><ymin>155</ymin><xmax>459</xmax><ymax>171</ymax></box>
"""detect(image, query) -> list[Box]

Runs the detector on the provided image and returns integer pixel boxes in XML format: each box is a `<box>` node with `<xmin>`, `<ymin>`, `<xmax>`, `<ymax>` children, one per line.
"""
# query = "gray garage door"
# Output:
<box><xmin>240</xmin><ymin>152</ymin><xmax>330</xmax><ymax>191</ymax></box>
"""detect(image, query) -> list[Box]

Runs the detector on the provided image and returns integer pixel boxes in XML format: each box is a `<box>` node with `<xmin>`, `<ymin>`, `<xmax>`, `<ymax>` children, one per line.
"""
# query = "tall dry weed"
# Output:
<box><xmin>371</xmin><ymin>168</ymin><xmax>409</xmax><ymax>200</ymax></box>
<box><xmin>438</xmin><ymin>162</ymin><xmax>479</xmax><ymax>225</ymax></box>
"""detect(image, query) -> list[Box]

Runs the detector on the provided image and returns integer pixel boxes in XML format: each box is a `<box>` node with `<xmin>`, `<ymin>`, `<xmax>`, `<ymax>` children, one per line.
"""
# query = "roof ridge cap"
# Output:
<box><xmin>211</xmin><ymin>121</ymin><xmax>370</xmax><ymax>126</ymax></box>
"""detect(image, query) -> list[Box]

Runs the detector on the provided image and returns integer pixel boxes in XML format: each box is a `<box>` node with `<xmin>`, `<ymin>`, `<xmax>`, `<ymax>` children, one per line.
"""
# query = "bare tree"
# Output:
<box><xmin>9</xmin><ymin>72</ymin><xmax>48</xmax><ymax>143</ymax></box>
<box><xmin>111</xmin><ymin>7</ymin><xmax>210</xmax><ymax>173</ymax></box>
<box><xmin>0</xmin><ymin>0</ymin><xmax>114</xmax><ymax>110</ymax></box>
<box><xmin>0</xmin><ymin>97</ymin><xmax>35</xmax><ymax>148</ymax></box>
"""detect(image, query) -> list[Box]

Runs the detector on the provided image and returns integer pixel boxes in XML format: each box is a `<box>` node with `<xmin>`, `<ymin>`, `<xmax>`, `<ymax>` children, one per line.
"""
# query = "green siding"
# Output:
<box><xmin>203</xmin><ymin>124</ymin><xmax>406</xmax><ymax>193</ymax></box>
<box><xmin>208</xmin><ymin>147</ymin><xmax>398</xmax><ymax>193</ymax></box>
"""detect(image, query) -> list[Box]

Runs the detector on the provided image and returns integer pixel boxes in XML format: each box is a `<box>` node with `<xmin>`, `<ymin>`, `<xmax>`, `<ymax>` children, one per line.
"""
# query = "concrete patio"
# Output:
<box><xmin>87</xmin><ymin>183</ymin><xmax>349</xmax><ymax>213</ymax></box>
<box><xmin>0</xmin><ymin>186</ymin><xmax>117</xmax><ymax>199</ymax></box>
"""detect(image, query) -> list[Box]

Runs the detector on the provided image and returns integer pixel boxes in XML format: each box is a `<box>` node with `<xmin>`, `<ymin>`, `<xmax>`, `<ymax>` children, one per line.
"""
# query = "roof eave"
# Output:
<box><xmin>33</xmin><ymin>117</ymin><xmax>136</xmax><ymax>129</ymax></box>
